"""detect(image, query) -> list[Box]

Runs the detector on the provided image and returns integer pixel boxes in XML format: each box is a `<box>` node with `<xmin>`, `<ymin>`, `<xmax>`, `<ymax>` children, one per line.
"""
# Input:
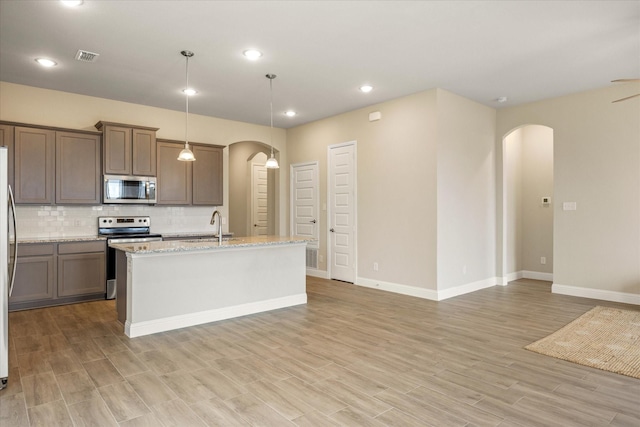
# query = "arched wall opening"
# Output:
<box><xmin>502</xmin><ymin>124</ymin><xmax>554</xmax><ymax>283</ymax></box>
<box><xmin>228</xmin><ymin>141</ymin><xmax>278</xmax><ymax>237</ymax></box>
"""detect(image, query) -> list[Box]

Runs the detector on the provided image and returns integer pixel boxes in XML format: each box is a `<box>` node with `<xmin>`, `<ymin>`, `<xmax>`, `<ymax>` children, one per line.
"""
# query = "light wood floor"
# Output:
<box><xmin>1</xmin><ymin>277</ymin><xmax>639</xmax><ymax>427</ymax></box>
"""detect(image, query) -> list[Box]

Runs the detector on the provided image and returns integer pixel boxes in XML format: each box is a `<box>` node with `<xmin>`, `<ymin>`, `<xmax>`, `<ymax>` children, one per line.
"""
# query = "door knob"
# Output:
<box><xmin>310</xmin><ymin>219</ymin><xmax>316</xmax><ymax>224</ymax></box>
<box><xmin>254</xmin><ymin>224</ymin><xmax>258</xmax><ymax>227</ymax></box>
<box><xmin>330</xmin><ymin>228</ymin><xmax>335</xmax><ymax>232</ymax></box>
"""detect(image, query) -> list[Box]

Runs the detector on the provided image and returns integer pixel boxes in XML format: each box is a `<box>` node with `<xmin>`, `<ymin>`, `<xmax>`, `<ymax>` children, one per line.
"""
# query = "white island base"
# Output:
<box><xmin>113</xmin><ymin>238</ymin><xmax>308</xmax><ymax>338</ymax></box>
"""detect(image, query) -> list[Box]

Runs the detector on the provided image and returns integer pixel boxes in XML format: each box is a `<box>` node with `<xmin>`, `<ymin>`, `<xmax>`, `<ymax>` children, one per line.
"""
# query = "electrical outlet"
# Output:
<box><xmin>222</xmin><ymin>217</ymin><xmax>226</xmax><ymax>225</ymax></box>
<box><xmin>540</xmin><ymin>257</ymin><xmax>546</xmax><ymax>265</ymax></box>
<box><xmin>373</xmin><ymin>262</ymin><xmax>379</xmax><ymax>271</ymax></box>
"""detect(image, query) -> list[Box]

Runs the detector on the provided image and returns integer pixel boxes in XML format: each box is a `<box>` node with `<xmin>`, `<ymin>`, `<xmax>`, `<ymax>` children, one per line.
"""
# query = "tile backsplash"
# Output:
<box><xmin>15</xmin><ymin>205</ymin><xmax>224</xmax><ymax>239</ymax></box>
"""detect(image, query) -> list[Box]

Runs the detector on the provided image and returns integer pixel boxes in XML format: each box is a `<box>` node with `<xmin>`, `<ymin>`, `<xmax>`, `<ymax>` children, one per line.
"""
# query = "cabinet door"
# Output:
<box><xmin>14</xmin><ymin>127</ymin><xmax>55</xmax><ymax>204</ymax></box>
<box><xmin>9</xmin><ymin>256</ymin><xmax>55</xmax><ymax>303</ymax></box>
<box><xmin>132</xmin><ymin>128</ymin><xmax>157</xmax><ymax>176</ymax></box>
<box><xmin>192</xmin><ymin>145</ymin><xmax>223</xmax><ymax>205</ymax></box>
<box><xmin>57</xmin><ymin>252</ymin><xmax>106</xmax><ymax>297</ymax></box>
<box><xmin>56</xmin><ymin>132</ymin><xmax>101</xmax><ymax>204</ymax></box>
<box><xmin>0</xmin><ymin>124</ymin><xmax>15</xmax><ymax>190</ymax></box>
<box><xmin>156</xmin><ymin>141</ymin><xmax>192</xmax><ymax>205</ymax></box>
<box><xmin>103</xmin><ymin>125</ymin><xmax>132</xmax><ymax>175</ymax></box>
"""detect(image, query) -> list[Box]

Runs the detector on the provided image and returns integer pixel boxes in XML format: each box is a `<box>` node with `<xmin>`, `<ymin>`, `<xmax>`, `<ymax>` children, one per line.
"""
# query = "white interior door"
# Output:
<box><xmin>290</xmin><ymin>162</ymin><xmax>319</xmax><ymax>243</ymax></box>
<box><xmin>251</xmin><ymin>163</ymin><xmax>268</xmax><ymax>236</ymax></box>
<box><xmin>328</xmin><ymin>142</ymin><xmax>356</xmax><ymax>283</ymax></box>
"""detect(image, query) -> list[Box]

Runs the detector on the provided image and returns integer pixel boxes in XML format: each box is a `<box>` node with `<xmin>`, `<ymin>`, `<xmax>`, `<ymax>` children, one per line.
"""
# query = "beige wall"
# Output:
<box><xmin>505</xmin><ymin>125</ymin><xmax>554</xmax><ymax>276</ymax></box>
<box><xmin>521</xmin><ymin>125</ymin><xmax>553</xmax><ymax>274</ymax></box>
<box><xmin>505</xmin><ymin>128</ymin><xmax>524</xmax><ymax>274</ymax></box>
<box><xmin>287</xmin><ymin>90</ymin><xmax>439</xmax><ymax>290</ymax></box>
<box><xmin>436</xmin><ymin>90</ymin><xmax>497</xmax><ymax>290</ymax></box>
<box><xmin>0</xmin><ymin>81</ymin><xmax>287</xmax><ymax>235</ymax></box>
<box><xmin>497</xmin><ymin>83</ymin><xmax>640</xmax><ymax>297</ymax></box>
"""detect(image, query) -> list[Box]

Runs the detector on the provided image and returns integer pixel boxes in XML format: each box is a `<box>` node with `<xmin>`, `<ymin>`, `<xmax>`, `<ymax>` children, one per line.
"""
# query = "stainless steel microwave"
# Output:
<box><xmin>103</xmin><ymin>175</ymin><xmax>157</xmax><ymax>204</ymax></box>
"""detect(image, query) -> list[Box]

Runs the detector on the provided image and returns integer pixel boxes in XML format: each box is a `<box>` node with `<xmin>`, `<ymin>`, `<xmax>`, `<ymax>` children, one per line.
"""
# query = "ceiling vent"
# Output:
<box><xmin>75</xmin><ymin>49</ymin><xmax>100</xmax><ymax>63</ymax></box>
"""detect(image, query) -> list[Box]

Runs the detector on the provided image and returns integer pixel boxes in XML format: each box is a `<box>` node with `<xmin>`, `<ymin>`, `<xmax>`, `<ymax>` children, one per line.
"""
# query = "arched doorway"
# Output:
<box><xmin>228</xmin><ymin>141</ymin><xmax>278</xmax><ymax>237</ymax></box>
<box><xmin>502</xmin><ymin>125</ymin><xmax>554</xmax><ymax>284</ymax></box>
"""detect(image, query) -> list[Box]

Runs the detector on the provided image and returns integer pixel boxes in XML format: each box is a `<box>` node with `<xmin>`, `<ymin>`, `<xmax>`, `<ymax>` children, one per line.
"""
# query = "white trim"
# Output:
<box><xmin>437</xmin><ymin>277</ymin><xmax>499</xmax><ymax>300</ymax></box>
<box><xmin>327</xmin><ymin>141</ymin><xmax>357</xmax><ymax>282</ymax></box>
<box><xmin>357</xmin><ymin>276</ymin><xmax>498</xmax><ymax>301</ymax></box>
<box><xmin>125</xmin><ymin>293</ymin><xmax>308</xmax><ymax>338</ymax></box>
<box><xmin>306</xmin><ymin>269</ymin><xmax>329</xmax><ymax>279</ymax></box>
<box><xmin>552</xmin><ymin>283</ymin><xmax>640</xmax><ymax>306</ymax></box>
<box><xmin>357</xmin><ymin>277</ymin><xmax>439</xmax><ymax>300</ymax></box>
<box><xmin>522</xmin><ymin>270</ymin><xmax>553</xmax><ymax>281</ymax></box>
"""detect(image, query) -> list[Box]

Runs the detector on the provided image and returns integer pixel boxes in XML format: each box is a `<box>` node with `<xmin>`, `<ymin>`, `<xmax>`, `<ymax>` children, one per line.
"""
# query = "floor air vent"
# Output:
<box><xmin>306</xmin><ymin>248</ymin><xmax>318</xmax><ymax>269</ymax></box>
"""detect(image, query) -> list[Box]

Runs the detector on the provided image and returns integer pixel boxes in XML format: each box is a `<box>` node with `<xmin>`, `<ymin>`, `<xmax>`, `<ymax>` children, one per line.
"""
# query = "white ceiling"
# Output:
<box><xmin>1</xmin><ymin>1</ymin><xmax>638</xmax><ymax>128</ymax></box>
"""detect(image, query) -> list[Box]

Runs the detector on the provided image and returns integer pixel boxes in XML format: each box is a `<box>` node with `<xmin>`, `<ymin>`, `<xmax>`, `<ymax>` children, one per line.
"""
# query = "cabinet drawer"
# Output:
<box><xmin>58</xmin><ymin>240</ymin><xmax>106</xmax><ymax>254</ymax></box>
<box><xmin>17</xmin><ymin>243</ymin><xmax>55</xmax><ymax>257</ymax></box>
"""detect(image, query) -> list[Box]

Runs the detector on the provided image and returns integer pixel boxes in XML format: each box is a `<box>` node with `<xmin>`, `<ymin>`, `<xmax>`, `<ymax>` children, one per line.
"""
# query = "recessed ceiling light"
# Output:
<box><xmin>284</xmin><ymin>110</ymin><xmax>296</xmax><ymax>117</ymax></box>
<box><xmin>243</xmin><ymin>49</ymin><xmax>262</xmax><ymax>60</ymax></box>
<box><xmin>60</xmin><ymin>0</ymin><xmax>84</xmax><ymax>6</ymax></box>
<box><xmin>359</xmin><ymin>85</ymin><xmax>373</xmax><ymax>93</ymax></box>
<box><xmin>182</xmin><ymin>88</ymin><xmax>197</xmax><ymax>96</ymax></box>
<box><xmin>35</xmin><ymin>58</ymin><xmax>57</xmax><ymax>67</ymax></box>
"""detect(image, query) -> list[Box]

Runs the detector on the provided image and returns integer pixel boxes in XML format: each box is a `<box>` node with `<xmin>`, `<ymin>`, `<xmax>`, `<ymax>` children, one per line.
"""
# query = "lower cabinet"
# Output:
<box><xmin>9</xmin><ymin>240</ymin><xmax>106</xmax><ymax>311</ymax></box>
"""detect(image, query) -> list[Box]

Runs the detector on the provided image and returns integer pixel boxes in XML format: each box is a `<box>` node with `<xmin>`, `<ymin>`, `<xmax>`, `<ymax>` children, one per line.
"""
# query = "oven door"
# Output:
<box><xmin>105</xmin><ymin>236</ymin><xmax>163</xmax><ymax>299</ymax></box>
<box><xmin>103</xmin><ymin>175</ymin><xmax>157</xmax><ymax>204</ymax></box>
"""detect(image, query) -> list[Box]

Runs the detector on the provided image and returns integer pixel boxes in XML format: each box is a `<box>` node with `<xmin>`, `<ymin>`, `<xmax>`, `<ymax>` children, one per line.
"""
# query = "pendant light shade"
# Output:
<box><xmin>177</xmin><ymin>50</ymin><xmax>196</xmax><ymax>162</ymax></box>
<box><xmin>265</xmin><ymin>73</ymin><xmax>279</xmax><ymax>169</ymax></box>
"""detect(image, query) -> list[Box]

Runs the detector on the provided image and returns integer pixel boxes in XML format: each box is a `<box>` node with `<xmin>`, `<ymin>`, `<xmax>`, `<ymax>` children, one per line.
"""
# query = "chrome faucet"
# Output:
<box><xmin>210</xmin><ymin>210</ymin><xmax>223</xmax><ymax>244</ymax></box>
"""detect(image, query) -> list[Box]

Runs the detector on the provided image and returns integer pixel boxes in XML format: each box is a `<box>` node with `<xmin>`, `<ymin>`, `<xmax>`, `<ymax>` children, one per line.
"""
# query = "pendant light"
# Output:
<box><xmin>265</xmin><ymin>73</ymin><xmax>279</xmax><ymax>169</ymax></box>
<box><xmin>177</xmin><ymin>50</ymin><xmax>196</xmax><ymax>161</ymax></box>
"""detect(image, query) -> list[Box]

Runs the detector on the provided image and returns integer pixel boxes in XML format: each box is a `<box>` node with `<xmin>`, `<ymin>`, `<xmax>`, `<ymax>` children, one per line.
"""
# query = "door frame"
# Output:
<box><xmin>327</xmin><ymin>140</ymin><xmax>357</xmax><ymax>282</ymax></box>
<box><xmin>290</xmin><ymin>161</ymin><xmax>320</xmax><ymax>248</ymax></box>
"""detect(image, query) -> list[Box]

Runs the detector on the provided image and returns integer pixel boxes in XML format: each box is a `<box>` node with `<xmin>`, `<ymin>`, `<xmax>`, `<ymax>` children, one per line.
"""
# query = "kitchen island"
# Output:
<box><xmin>110</xmin><ymin>236</ymin><xmax>311</xmax><ymax>338</ymax></box>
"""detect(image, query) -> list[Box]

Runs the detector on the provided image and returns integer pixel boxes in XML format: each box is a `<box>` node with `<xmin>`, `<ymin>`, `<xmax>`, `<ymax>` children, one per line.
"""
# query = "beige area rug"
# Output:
<box><xmin>525</xmin><ymin>306</ymin><xmax>640</xmax><ymax>379</ymax></box>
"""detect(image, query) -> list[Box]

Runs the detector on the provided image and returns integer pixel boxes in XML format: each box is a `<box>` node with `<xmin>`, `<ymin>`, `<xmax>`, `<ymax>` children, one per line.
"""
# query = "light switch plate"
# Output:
<box><xmin>563</xmin><ymin>202</ymin><xmax>577</xmax><ymax>211</ymax></box>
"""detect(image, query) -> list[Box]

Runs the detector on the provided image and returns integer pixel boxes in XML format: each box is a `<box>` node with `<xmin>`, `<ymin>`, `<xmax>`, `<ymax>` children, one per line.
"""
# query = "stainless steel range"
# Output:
<box><xmin>99</xmin><ymin>216</ymin><xmax>162</xmax><ymax>299</ymax></box>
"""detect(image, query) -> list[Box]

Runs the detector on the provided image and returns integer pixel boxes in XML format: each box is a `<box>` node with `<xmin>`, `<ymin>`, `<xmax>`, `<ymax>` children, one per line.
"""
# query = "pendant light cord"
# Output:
<box><xmin>269</xmin><ymin>76</ymin><xmax>274</xmax><ymax>157</ymax></box>
<box><xmin>185</xmin><ymin>54</ymin><xmax>189</xmax><ymax>147</ymax></box>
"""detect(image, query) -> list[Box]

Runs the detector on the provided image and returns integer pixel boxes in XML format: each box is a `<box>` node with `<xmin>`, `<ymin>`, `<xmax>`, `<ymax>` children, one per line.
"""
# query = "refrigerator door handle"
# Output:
<box><xmin>8</xmin><ymin>185</ymin><xmax>17</xmax><ymax>297</ymax></box>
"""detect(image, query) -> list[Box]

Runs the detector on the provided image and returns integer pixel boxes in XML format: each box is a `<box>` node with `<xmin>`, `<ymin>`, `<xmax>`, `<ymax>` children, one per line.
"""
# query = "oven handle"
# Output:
<box><xmin>108</xmin><ymin>237</ymin><xmax>163</xmax><ymax>245</ymax></box>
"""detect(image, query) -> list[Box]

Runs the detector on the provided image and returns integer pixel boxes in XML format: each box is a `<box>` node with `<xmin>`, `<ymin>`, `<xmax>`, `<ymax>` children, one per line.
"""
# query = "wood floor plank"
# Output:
<box><xmin>4</xmin><ymin>277</ymin><xmax>639</xmax><ymax>427</ymax></box>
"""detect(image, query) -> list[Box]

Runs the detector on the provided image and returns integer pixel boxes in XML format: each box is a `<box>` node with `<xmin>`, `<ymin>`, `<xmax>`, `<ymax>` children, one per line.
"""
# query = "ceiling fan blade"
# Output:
<box><xmin>611</xmin><ymin>79</ymin><xmax>640</xmax><ymax>83</ymax></box>
<box><xmin>612</xmin><ymin>94</ymin><xmax>640</xmax><ymax>103</ymax></box>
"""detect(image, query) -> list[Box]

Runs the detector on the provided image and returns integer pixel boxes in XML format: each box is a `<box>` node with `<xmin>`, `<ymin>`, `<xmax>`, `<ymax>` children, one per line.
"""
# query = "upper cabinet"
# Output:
<box><xmin>14</xmin><ymin>127</ymin><xmax>55</xmax><ymax>204</ymax></box>
<box><xmin>156</xmin><ymin>141</ymin><xmax>192</xmax><ymax>205</ymax></box>
<box><xmin>156</xmin><ymin>139</ymin><xmax>223</xmax><ymax>206</ymax></box>
<box><xmin>95</xmin><ymin>121</ymin><xmax>158</xmax><ymax>176</ymax></box>
<box><xmin>0</xmin><ymin>124</ymin><xmax>15</xmax><ymax>190</ymax></box>
<box><xmin>56</xmin><ymin>132</ymin><xmax>101</xmax><ymax>204</ymax></box>
<box><xmin>7</xmin><ymin>124</ymin><xmax>102</xmax><ymax>205</ymax></box>
<box><xmin>193</xmin><ymin>144</ymin><xmax>223</xmax><ymax>206</ymax></box>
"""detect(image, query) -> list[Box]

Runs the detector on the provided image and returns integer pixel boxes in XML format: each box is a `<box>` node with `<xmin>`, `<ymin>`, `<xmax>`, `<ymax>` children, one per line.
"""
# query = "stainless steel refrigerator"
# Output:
<box><xmin>0</xmin><ymin>147</ymin><xmax>17</xmax><ymax>390</ymax></box>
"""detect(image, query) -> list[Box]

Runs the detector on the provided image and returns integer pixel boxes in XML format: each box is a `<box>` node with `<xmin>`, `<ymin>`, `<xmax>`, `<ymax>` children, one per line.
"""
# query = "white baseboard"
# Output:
<box><xmin>499</xmin><ymin>270</ymin><xmax>552</xmax><ymax>285</ymax></box>
<box><xmin>306</xmin><ymin>268</ymin><xmax>328</xmax><ymax>279</ymax></box>
<box><xmin>552</xmin><ymin>283</ymin><xmax>640</xmax><ymax>306</ymax></box>
<box><xmin>437</xmin><ymin>277</ymin><xmax>499</xmax><ymax>300</ymax></box>
<box><xmin>125</xmin><ymin>293</ymin><xmax>308</xmax><ymax>338</ymax></box>
<box><xmin>356</xmin><ymin>277</ymin><xmax>439</xmax><ymax>300</ymax></box>
<box><xmin>357</xmin><ymin>276</ymin><xmax>499</xmax><ymax>301</ymax></box>
<box><xmin>522</xmin><ymin>271</ymin><xmax>553</xmax><ymax>281</ymax></box>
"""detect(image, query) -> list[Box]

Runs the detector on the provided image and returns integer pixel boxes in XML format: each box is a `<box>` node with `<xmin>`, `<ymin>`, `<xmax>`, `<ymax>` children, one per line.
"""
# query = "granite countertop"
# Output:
<box><xmin>17</xmin><ymin>236</ymin><xmax>107</xmax><ymax>244</ymax></box>
<box><xmin>110</xmin><ymin>235</ymin><xmax>315</xmax><ymax>254</ymax></box>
